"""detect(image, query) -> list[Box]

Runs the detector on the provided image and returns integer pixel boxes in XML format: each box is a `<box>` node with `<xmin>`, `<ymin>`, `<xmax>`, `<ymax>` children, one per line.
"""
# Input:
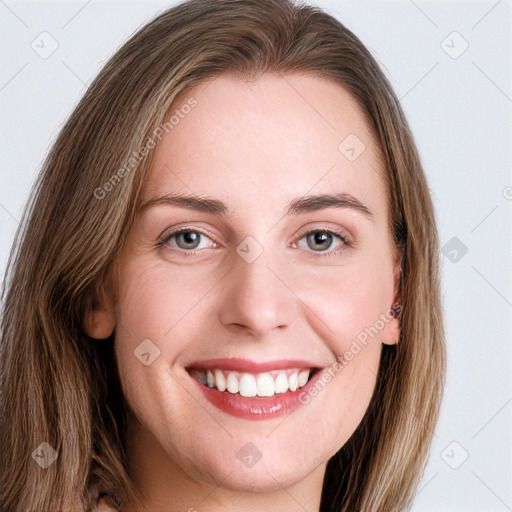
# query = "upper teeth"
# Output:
<box><xmin>195</xmin><ymin>368</ymin><xmax>311</xmax><ymax>397</ymax></box>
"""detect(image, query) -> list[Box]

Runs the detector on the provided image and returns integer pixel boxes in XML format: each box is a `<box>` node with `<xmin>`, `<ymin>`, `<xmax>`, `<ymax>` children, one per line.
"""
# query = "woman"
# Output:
<box><xmin>0</xmin><ymin>0</ymin><xmax>445</xmax><ymax>510</ymax></box>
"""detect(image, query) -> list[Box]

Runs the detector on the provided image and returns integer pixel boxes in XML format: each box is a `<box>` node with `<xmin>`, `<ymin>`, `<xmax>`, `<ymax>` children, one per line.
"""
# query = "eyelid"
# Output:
<box><xmin>292</xmin><ymin>225</ymin><xmax>351</xmax><ymax>246</ymax></box>
<box><xmin>289</xmin><ymin>226</ymin><xmax>351</xmax><ymax>260</ymax></box>
<box><xmin>158</xmin><ymin>224</ymin><xmax>353</xmax><ymax>258</ymax></box>
<box><xmin>157</xmin><ymin>225</ymin><xmax>219</xmax><ymax>253</ymax></box>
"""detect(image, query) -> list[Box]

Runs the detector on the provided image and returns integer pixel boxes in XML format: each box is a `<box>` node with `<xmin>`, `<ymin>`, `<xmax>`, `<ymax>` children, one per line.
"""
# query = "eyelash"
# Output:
<box><xmin>157</xmin><ymin>226</ymin><xmax>351</xmax><ymax>259</ymax></box>
<box><xmin>293</xmin><ymin>227</ymin><xmax>351</xmax><ymax>259</ymax></box>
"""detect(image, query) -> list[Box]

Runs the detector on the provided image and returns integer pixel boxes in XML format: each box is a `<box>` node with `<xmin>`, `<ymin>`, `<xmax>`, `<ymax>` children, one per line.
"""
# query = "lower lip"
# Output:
<box><xmin>188</xmin><ymin>369</ymin><xmax>324</xmax><ymax>420</ymax></box>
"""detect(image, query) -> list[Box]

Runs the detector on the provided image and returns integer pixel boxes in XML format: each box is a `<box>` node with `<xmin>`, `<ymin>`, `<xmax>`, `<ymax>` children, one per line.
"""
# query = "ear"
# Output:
<box><xmin>382</xmin><ymin>250</ymin><xmax>402</xmax><ymax>346</ymax></box>
<box><xmin>82</xmin><ymin>283</ymin><xmax>116</xmax><ymax>339</ymax></box>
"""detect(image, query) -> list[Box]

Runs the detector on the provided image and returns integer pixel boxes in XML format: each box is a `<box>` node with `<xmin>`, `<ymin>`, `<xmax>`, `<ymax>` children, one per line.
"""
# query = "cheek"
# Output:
<box><xmin>292</xmin><ymin>257</ymin><xmax>393</xmax><ymax>442</ymax></box>
<box><xmin>297</xmin><ymin>258</ymin><xmax>395</xmax><ymax>346</ymax></box>
<box><xmin>112</xmin><ymin>258</ymin><xmax>222</xmax><ymax>419</ymax></box>
<box><xmin>112</xmin><ymin>261</ymin><xmax>192</xmax><ymax>405</ymax></box>
<box><xmin>114</xmin><ymin>258</ymin><xmax>212</xmax><ymax>342</ymax></box>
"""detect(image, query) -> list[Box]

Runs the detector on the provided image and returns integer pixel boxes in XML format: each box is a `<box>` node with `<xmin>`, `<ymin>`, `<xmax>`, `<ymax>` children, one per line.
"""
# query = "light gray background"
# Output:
<box><xmin>1</xmin><ymin>1</ymin><xmax>511</xmax><ymax>510</ymax></box>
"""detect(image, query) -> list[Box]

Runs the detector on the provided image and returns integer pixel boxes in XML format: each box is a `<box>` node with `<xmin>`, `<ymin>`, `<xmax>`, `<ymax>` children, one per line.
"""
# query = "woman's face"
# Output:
<box><xmin>106</xmin><ymin>74</ymin><xmax>400</xmax><ymax>495</ymax></box>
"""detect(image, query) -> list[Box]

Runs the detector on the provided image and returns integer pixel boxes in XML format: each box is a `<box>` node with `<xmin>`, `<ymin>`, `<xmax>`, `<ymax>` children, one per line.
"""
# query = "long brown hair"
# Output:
<box><xmin>0</xmin><ymin>0</ymin><xmax>445</xmax><ymax>510</ymax></box>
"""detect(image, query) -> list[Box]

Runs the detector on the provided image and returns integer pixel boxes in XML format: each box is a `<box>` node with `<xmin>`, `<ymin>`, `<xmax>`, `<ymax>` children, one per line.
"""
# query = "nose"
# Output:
<box><xmin>217</xmin><ymin>245</ymin><xmax>298</xmax><ymax>339</ymax></box>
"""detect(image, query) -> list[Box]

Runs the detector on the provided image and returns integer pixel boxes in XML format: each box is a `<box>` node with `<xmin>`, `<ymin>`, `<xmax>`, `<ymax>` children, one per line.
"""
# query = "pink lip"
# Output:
<box><xmin>186</xmin><ymin>357</ymin><xmax>319</xmax><ymax>373</ymax></box>
<box><xmin>186</xmin><ymin>360</ymin><xmax>325</xmax><ymax>421</ymax></box>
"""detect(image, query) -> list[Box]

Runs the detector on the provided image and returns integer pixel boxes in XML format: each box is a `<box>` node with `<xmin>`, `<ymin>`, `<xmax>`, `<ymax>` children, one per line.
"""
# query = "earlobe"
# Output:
<box><xmin>82</xmin><ymin>285</ymin><xmax>116</xmax><ymax>339</ymax></box>
<box><xmin>382</xmin><ymin>314</ymin><xmax>400</xmax><ymax>346</ymax></box>
<box><xmin>382</xmin><ymin>255</ymin><xmax>402</xmax><ymax>346</ymax></box>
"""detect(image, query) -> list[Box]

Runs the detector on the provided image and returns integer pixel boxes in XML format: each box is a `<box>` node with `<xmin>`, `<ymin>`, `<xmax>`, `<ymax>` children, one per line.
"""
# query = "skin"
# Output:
<box><xmin>85</xmin><ymin>73</ymin><xmax>400</xmax><ymax>511</ymax></box>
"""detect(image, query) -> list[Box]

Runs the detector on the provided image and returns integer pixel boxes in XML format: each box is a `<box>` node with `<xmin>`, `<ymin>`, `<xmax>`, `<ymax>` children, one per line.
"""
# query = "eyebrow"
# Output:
<box><xmin>139</xmin><ymin>192</ymin><xmax>374</xmax><ymax>221</ymax></box>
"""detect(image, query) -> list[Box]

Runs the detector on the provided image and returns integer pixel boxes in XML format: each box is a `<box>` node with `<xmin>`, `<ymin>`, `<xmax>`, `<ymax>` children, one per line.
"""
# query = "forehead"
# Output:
<box><xmin>142</xmin><ymin>73</ymin><xmax>386</xmax><ymax>219</ymax></box>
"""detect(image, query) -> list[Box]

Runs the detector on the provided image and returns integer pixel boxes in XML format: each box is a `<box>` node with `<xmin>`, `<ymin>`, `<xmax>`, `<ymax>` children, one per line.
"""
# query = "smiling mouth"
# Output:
<box><xmin>186</xmin><ymin>367</ymin><xmax>319</xmax><ymax>398</ymax></box>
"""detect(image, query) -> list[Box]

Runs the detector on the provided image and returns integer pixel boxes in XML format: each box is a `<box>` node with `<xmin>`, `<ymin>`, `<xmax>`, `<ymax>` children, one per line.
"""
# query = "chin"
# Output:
<box><xmin>179</xmin><ymin>433</ymin><xmax>323</xmax><ymax>493</ymax></box>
